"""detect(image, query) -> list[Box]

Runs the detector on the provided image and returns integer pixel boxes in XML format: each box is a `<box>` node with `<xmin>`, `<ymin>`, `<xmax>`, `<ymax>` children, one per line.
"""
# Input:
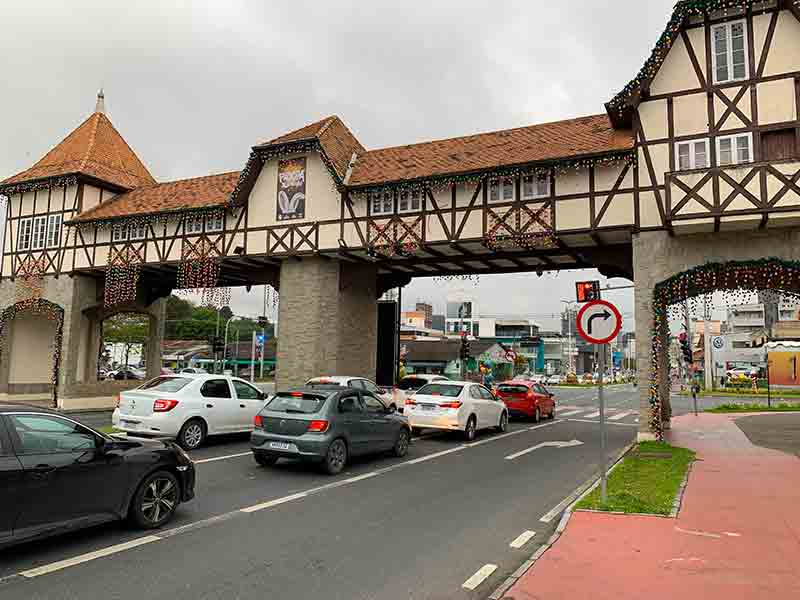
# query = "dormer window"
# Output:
<box><xmin>112</xmin><ymin>224</ymin><xmax>128</xmax><ymax>243</ymax></box>
<box><xmin>206</xmin><ymin>213</ymin><xmax>225</xmax><ymax>232</ymax></box>
<box><xmin>129</xmin><ymin>223</ymin><xmax>147</xmax><ymax>240</ymax></box>
<box><xmin>185</xmin><ymin>216</ymin><xmax>203</xmax><ymax>234</ymax></box>
<box><xmin>112</xmin><ymin>223</ymin><xmax>146</xmax><ymax>243</ymax></box>
<box><xmin>398</xmin><ymin>190</ymin><xmax>422</xmax><ymax>213</ymax></box>
<box><xmin>712</xmin><ymin>20</ymin><xmax>748</xmax><ymax>84</ymax></box>
<box><xmin>371</xmin><ymin>191</ymin><xmax>393</xmax><ymax>216</ymax></box>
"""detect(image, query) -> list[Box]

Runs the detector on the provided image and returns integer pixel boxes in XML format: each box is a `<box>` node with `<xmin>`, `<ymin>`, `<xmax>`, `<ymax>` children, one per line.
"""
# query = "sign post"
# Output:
<box><xmin>576</xmin><ymin>299</ymin><xmax>623</xmax><ymax>504</ymax></box>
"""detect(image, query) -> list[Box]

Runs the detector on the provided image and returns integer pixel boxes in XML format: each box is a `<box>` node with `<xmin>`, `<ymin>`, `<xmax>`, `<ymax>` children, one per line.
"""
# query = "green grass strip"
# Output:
<box><xmin>706</xmin><ymin>403</ymin><xmax>800</xmax><ymax>413</ymax></box>
<box><xmin>575</xmin><ymin>442</ymin><xmax>695</xmax><ymax>515</ymax></box>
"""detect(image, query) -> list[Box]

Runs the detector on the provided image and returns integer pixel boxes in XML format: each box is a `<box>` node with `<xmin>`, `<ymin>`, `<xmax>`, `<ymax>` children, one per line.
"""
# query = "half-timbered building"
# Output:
<box><xmin>2</xmin><ymin>0</ymin><xmax>799</xmax><ymax>438</ymax></box>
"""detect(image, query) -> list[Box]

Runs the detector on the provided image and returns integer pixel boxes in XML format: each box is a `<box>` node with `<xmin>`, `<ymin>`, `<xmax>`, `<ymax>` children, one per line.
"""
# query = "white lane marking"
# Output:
<box><xmin>505</xmin><ymin>439</ymin><xmax>583</xmax><ymax>461</ymax></box>
<box><xmin>674</xmin><ymin>526</ymin><xmax>722</xmax><ymax>539</ymax></box>
<box><xmin>584</xmin><ymin>411</ymin><xmax>600</xmax><ymax>418</ymax></box>
<box><xmin>345</xmin><ymin>472</ymin><xmax>380</xmax><ymax>483</ymax></box>
<box><xmin>240</xmin><ymin>492</ymin><xmax>308</xmax><ymax>513</ymax></box>
<box><xmin>405</xmin><ymin>446</ymin><xmax>466</xmax><ymax>464</ymax></box>
<box><xmin>529</xmin><ymin>420</ymin><xmax>561</xmax><ymax>431</ymax></box>
<box><xmin>462</xmin><ymin>564</ymin><xmax>498</xmax><ymax>590</ymax></box>
<box><xmin>558</xmin><ymin>409</ymin><xmax>584</xmax><ymax>417</ymax></box>
<box><xmin>609</xmin><ymin>410</ymin><xmax>635</xmax><ymax>421</ymax></box>
<box><xmin>193</xmin><ymin>451</ymin><xmax>252</xmax><ymax>464</ymax></box>
<box><xmin>19</xmin><ymin>536</ymin><xmax>161</xmax><ymax>578</ymax></box>
<box><xmin>566</xmin><ymin>418</ymin><xmax>638</xmax><ymax>428</ymax></box>
<box><xmin>509</xmin><ymin>530</ymin><xmax>537</xmax><ymax>549</ymax></box>
<box><xmin>465</xmin><ymin>428</ymin><xmax>527</xmax><ymax>447</ymax></box>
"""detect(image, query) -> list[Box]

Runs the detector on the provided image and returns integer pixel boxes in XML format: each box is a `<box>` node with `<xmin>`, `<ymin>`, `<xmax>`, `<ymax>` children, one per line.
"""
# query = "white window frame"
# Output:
<box><xmin>675</xmin><ymin>138</ymin><xmax>710</xmax><ymax>171</ymax></box>
<box><xmin>206</xmin><ymin>213</ymin><xmax>225</xmax><ymax>233</ymax></box>
<box><xmin>46</xmin><ymin>214</ymin><xmax>63</xmax><ymax>248</ymax></box>
<box><xmin>128</xmin><ymin>223</ymin><xmax>147</xmax><ymax>241</ymax></box>
<box><xmin>185</xmin><ymin>215</ymin><xmax>203</xmax><ymax>235</ymax></box>
<box><xmin>370</xmin><ymin>191</ymin><xmax>394</xmax><ymax>216</ymax></box>
<box><xmin>711</xmin><ymin>19</ymin><xmax>748</xmax><ymax>84</ymax></box>
<box><xmin>716</xmin><ymin>132</ymin><xmax>753</xmax><ymax>167</ymax></box>
<box><xmin>398</xmin><ymin>190</ymin><xmax>422</xmax><ymax>214</ymax></box>
<box><xmin>17</xmin><ymin>217</ymin><xmax>32</xmax><ymax>251</ymax></box>
<box><xmin>112</xmin><ymin>224</ymin><xmax>129</xmax><ymax>243</ymax></box>
<box><xmin>521</xmin><ymin>174</ymin><xmax>551</xmax><ymax>200</ymax></box>
<box><xmin>31</xmin><ymin>216</ymin><xmax>48</xmax><ymax>250</ymax></box>
<box><xmin>488</xmin><ymin>177</ymin><xmax>515</xmax><ymax>203</ymax></box>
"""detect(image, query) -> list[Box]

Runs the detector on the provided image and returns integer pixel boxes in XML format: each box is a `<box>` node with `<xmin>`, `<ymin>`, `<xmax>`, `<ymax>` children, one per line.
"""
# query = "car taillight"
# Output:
<box><xmin>439</xmin><ymin>401</ymin><xmax>463</xmax><ymax>409</ymax></box>
<box><xmin>405</xmin><ymin>398</ymin><xmax>417</xmax><ymax>406</ymax></box>
<box><xmin>254</xmin><ymin>415</ymin><xmax>263</xmax><ymax>428</ymax></box>
<box><xmin>527</xmin><ymin>389</ymin><xmax>535</xmax><ymax>400</ymax></box>
<box><xmin>307</xmin><ymin>420</ymin><xmax>329</xmax><ymax>433</ymax></box>
<box><xmin>153</xmin><ymin>399</ymin><xmax>179</xmax><ymax>412</ymax></box>
<box><xmin>115</xmin><ymin>393</ymin><xmax>121</xmax><ymax>408</ymax></box>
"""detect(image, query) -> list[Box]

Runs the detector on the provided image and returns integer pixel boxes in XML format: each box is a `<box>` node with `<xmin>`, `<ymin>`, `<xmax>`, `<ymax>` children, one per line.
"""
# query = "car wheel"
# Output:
<box><xmin>549</xmin><ymin>406</ymin><xmax>556</xmax><ymax>420</ymax></box>
<box><xmin>464</xmin><ymin>416</ymin><xmax>477</xmax><ymax>441</ymax></box>
<box><xmin>323</xmin><ymin>439</ymin><xmax>348</xmax><ymax>475</ymax></box>
<box><xmin>254</xmin><ymin>452</ymin><xmax>278</xmax><ymax>467</ymax></box>
<box><xmin>129</xmin><ymin>470</ymin><xmax>180</xmax><ymax>529</ymax></box>
<box><xmin>533</xmin><ymin>407</ymin><xmax>541</xmax><ymax>424</ymax></box>
<box><xmin>177</xmin><ymin>419</ymin><xmax>206</xmax><ymax>450</ymax></box>
<box><xmin>496</xmin><ymin>411</ymin><xmax>509</xmax><ymax>433</ymax></box>
<box><xmin>393</xmin><ymin>428</ymin><xmax>410</xmax><ymax>457</ymax></box>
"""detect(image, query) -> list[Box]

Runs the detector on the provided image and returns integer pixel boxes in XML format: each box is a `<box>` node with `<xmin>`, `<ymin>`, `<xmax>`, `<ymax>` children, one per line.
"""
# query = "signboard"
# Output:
<box><xmin>277</xmin><ymin>158</ymin><xmax>306</xmax><ymax>221</ymax></box>
<box><xmin>712</xmin><ymin>336</ymin><xmax>725</xmax><ymax>350</ymax></box>
<box><xmin>576</xmin><ymin>300</ymin><xmax>622</xmax><ymax>345</ymax></box>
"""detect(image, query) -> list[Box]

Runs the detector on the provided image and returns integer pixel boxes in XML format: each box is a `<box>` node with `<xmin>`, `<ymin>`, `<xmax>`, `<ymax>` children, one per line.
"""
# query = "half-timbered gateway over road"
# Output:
<box><xmin>2</xmin><ymin>0</ymin><xmax>800</xmax><ymax>439</ymax></box>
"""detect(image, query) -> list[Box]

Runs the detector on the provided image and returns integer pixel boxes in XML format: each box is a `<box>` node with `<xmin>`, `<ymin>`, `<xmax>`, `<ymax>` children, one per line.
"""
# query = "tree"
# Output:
<box><xmin>103</xmin><ymin>313</ymin><xmax>149</xmax><ymax>368</ymax></box>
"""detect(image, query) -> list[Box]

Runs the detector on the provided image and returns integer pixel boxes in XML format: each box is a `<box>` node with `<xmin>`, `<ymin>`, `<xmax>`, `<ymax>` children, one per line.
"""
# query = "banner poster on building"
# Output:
<box><xmin>277</xmin><ymin>158</ymin><xmax>306</xmax><ymax>221</ymax></box>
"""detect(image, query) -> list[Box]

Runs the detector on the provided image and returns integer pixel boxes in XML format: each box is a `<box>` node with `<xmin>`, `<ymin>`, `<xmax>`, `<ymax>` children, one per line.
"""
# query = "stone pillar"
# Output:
<box><xmin>145</xmin><ymin>298</ymin><xmax>166</xmax><ymax>380</ymax></box>
<box><xmin>276</xmin><ymin>258</ymin><xmax>377</xmax><ymax>391</ymax></box>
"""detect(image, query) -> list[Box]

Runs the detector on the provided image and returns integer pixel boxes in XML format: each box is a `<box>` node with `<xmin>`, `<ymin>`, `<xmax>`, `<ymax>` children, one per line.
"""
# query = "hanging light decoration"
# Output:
<box><xmin>104</xmin><ymin>246</ymin><xmax>143</xmax><ymax>307</ymax></box>
<box><xmin>176</xmin><ymin>237</ymin><xmax>231</xmax><ymax>309</ymax></box>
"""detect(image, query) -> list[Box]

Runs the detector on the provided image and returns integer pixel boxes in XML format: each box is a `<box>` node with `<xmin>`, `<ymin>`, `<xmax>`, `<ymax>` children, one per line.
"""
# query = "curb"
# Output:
<box><xmin>488</xmin><ymin>441</ymin><xmax>635</xmax><ymax>600</ymax></box>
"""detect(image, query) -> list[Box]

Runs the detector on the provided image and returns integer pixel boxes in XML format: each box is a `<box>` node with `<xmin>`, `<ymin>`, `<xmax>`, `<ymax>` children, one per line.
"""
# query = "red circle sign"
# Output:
<box><xmin>576</xmin><ymin>300</ymin><xmax>622</xmax><ymax>345</ymax></box>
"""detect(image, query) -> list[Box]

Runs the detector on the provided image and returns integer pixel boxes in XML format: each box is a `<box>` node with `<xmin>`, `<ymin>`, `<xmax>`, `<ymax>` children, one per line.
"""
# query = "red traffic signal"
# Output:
<box><xmin>576</xmin><ymin>280</ymin><xmax>601</xmax><ymax>303</ymax></box>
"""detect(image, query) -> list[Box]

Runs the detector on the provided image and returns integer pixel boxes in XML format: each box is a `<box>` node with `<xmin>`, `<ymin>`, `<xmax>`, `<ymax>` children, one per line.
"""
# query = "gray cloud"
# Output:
<box><xmin>1</xmin><ymin>0</ymin><xmax>677</xmax><ymax>327</ymax></box>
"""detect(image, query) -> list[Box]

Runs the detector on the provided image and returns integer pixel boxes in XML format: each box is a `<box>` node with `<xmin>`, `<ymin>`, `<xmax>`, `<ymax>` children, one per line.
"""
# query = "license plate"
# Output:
<box><xmin>421</xmin><ymin>404</ymin><xmax>436</xmax><ymax>411</ymax></box>
<box><xmin>269</xmin><ymin>442</ymin><xmax>292</xmax><ymax>451</ymax></box>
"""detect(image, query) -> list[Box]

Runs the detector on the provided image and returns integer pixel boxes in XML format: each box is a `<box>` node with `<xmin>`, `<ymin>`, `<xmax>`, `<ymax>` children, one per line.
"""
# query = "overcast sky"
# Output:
<box><xmin>1</xmin><ymin>0</ymin><xmax>680</xmax><ymax>330</ymax></box>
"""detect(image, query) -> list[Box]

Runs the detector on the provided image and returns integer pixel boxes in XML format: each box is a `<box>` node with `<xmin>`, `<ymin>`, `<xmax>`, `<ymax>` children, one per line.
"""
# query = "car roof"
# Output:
<box><xmin>404</xmin><ymin>374</ymin><xmax>446</xmax><ymax>380</ymax></box>
<box><xmin>307</xmin><ymin>375</ymin><xmax>366</xmax><ymax>382</ymax></box>
<box><xmin>0</xmin><ymin>403</ymin><xmax>63</xmax><ymax>414</ymax></box>
<box><xmin>279</xmin><ymin>386</ymin><xmax>343</xmax><ymax>396</ymax></box>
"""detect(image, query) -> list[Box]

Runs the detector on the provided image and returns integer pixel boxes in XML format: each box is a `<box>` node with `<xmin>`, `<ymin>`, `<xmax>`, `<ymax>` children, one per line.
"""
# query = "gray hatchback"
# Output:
<box><xmin>251</xmin><ymin>386</ymin><xmax>412</xmax><ymax>474</ymax></box>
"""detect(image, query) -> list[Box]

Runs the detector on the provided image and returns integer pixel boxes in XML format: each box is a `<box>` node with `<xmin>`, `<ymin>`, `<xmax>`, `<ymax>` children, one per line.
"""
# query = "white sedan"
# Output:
<box><xmin>306</xmin><ymin>376</ymin><xmax>404</xmax><ymax>410</ymax></box>
<box><xmin>112</xmin><ymin>374</ymin><xmax>269</xmax><ymax>449</ymax></box>
<box><xmin>405</xmin><ymin>381</ymin><xmax>508</xmax><ymax>441</ymax></box>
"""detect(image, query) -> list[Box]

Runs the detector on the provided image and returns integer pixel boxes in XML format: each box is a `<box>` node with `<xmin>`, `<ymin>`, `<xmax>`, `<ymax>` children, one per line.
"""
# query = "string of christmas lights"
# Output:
<box><xmin>104</xmin><ymin>246</ymin><xmax>143</xmax><ymax>306</ymax></box>
<box><xmin>608</xmin><ymin>0</ymin><xmax>774</xmax><ymax>116</ymax></box>
<box><xmin>649</xmin><ymin>257</ymin><xmax>800</xmax><ymax>439</ymax></box>
<box><xmin>175</xmin><ymin>237</ymin><xmax>232</xmax><ymax>309</ymax></box>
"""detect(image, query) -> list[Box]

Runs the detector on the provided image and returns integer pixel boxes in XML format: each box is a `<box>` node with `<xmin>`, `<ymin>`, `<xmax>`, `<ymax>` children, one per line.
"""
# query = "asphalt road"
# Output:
<box><xmin>1</xmin><ymin>385</ymin><xmax>639</xmax><ymax>600</ymax></box>
<box><xmin>735</xmin><ymin>413</ymin><xmax>800</xmax><ymax>457</ymax></box>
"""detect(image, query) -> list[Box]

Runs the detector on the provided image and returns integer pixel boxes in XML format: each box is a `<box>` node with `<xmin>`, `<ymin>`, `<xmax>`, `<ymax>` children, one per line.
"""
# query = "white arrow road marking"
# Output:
<box><xmin>504</xmin><ymin>439</ymin><xmax>584</xmax><ymax>460</ymax></box>
<box><xmin>509</xmin><ymin>530</ymin><xmax>537</xmax><ymax>549</ymax></box>
<box><xmin>462</xmin><ymin>564</ymin><xmax>498</xmax><ymax>590</ymax></box>
<box><xmin>609</xmin><ymin>410</ymin><xmax>635</xmax><ymax>421</ymax></box>
<box><xmin>584</xmin><ymin>411</ymin><xmax>600</xmax><ymax>418</ymax></box>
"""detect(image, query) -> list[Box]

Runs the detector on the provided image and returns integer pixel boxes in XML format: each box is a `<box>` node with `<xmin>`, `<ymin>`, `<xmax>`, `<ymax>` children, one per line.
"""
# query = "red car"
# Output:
<box><xmin>495</xmin><ymin>380</ymin><xmax>556</xmax><ymax>422</ymax></box>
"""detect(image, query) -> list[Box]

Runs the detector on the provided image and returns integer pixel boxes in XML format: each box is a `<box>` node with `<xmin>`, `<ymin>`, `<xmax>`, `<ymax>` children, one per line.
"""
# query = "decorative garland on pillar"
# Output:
<box><xmin>104</xmin><ymin>246</ymin><xmax>143</xmax><ymax>307</ymax></box>
<box><xmin>0</xmin><ymin>299</ymin><xmax>64</xmax><ymax>408</ymax></box>
<box><xmin>650</xmin><ymin>257</ymin><xmax>800</xmax><ymax>440</ymax></box>
<box><xmin>175</xmin><ymin>237</ymin><xmax>231</xmax><ymax>308</ymax></box>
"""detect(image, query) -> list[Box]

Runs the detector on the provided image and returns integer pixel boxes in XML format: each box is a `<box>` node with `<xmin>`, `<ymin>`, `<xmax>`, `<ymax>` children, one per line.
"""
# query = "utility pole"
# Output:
<box><xmin>684</xmin><ymin>299</ymin><xmax>692</xmax><ymax>390</ymax></box>
<box><xmin>704</xmin><ymin>296</ymin><xmax>714</xmax><ymax>392</ymax></box>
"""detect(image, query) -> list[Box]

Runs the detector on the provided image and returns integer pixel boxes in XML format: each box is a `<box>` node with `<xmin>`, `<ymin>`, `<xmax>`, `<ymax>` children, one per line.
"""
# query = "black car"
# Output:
<box><xmin>251</xmin><ymin>386</ymin><xmax>411</xmax><ymax>475</ymax></box>
<box><xmin>0</xmin><ymin>404</ymin><xmax>195</xmax><ymax>549</ymax></box>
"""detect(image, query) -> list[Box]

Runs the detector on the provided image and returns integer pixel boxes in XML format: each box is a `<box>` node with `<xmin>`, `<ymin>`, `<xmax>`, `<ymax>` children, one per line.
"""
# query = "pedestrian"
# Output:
<box><xmin>691</xmin><ymin>380</ymin><xmax>700</xmax><ymax>402</ymax></box>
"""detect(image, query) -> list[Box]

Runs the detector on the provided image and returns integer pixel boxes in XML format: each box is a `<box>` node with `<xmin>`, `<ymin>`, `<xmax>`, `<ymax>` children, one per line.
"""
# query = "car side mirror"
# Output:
<box><xmin>386</xmin><ymin>405</ymin><xmax>397</xmax><ymax>414</ymax></box>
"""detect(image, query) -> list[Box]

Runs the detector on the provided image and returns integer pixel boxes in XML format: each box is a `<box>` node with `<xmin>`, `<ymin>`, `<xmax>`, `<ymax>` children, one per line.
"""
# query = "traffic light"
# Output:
<box><xmin>678</xmin><ymin>332</ymin><xmax>692</xmax><ymax>364</ymax></box>
<box><xmin>576</xmin><ymin>280</ymin><xmax>601</xmax><ymax>303</ymax></box>
<box><xmin>211</xmin><ymin>337</ymin><xmax>224</xmax><ymax>354</ymax></box>
<box><xmin>460</xmin><ymin>334</ymin><xmax>471</xmax><ymax>360</ymax></box>
<box><xmin>257</xmin><ymin>316</ymin><xmax>269</xmax><ymax>328</ymax></box>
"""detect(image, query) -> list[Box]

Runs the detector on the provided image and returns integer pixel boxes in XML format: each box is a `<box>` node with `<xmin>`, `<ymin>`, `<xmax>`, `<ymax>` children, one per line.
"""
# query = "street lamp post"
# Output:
<box><xmin>561</xmin><ymin>300</ymin><xmax>576</xmax><ymax>375</ymax></box>
<box><xmin>222</xmin><ymin>315</ymin><xmax>242</xmax><ymax>374</ymax></box>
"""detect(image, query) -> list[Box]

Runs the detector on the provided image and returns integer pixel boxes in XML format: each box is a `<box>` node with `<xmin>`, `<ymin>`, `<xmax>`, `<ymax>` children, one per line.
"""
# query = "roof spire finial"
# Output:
<box><xmin>95</xmin><ymin>88</ymin><xmax>105</xmax><ymax>114</ymax></box>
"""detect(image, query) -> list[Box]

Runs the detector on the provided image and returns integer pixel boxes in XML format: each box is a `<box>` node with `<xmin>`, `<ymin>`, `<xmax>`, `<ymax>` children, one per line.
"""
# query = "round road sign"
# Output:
<box><xmin>576</xmin><ymin>300</ymin><xmax>622</xmax><ymax>345</ymax></box>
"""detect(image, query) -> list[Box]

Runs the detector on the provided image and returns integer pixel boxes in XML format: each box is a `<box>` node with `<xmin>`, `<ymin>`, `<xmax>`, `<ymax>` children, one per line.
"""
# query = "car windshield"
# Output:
<box><xmin>398</xmin><ymin>378</ymin><xmax>427</xmax><ymax>391</ymax></box>
<box><xmin>416</xmin><ymin>383</ymin><xmax>463</xmax><ymax>397</ymax></box>
<box><xmin>139</xmin><ymin>377</ymin><xmax>192</xmax><ymax>393</ymax></box>
<box><xmin>265</xmin><ymin>392</ymin><xmax>329</xmax><ymax>414</ymax></box>
<box><xmin>497</xmin><ymin>384</ymin><xmax>529</xmax><ymax>394</ymax></box>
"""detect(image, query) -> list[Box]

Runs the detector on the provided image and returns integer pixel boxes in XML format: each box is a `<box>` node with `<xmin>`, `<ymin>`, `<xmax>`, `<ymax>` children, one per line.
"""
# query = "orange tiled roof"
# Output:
<box><xmin>348</xmin><ymin>114</ymin><xmax>633</xmax><ymax>188</ymax></box>
<box><xmin>2</xmin><ymin>111</ymin><xmax>155</xmax><ymax>190</ymax></box>
<box><xmin>258</xmin><ymin>115</ymin><xmax>365</xmax><ymax>181</ymax></box>
<box><xmin>70</xmin><ymin>171</ymin><xmax>239</xmax><ymax>223</ymax></box>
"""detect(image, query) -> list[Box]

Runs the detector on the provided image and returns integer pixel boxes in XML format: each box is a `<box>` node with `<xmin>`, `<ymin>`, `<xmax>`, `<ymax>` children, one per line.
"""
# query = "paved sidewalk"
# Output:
<box><xmin>502</xmin><ymin>412</ymin><xmax>800</xmax><ymax>599</ymax></box>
